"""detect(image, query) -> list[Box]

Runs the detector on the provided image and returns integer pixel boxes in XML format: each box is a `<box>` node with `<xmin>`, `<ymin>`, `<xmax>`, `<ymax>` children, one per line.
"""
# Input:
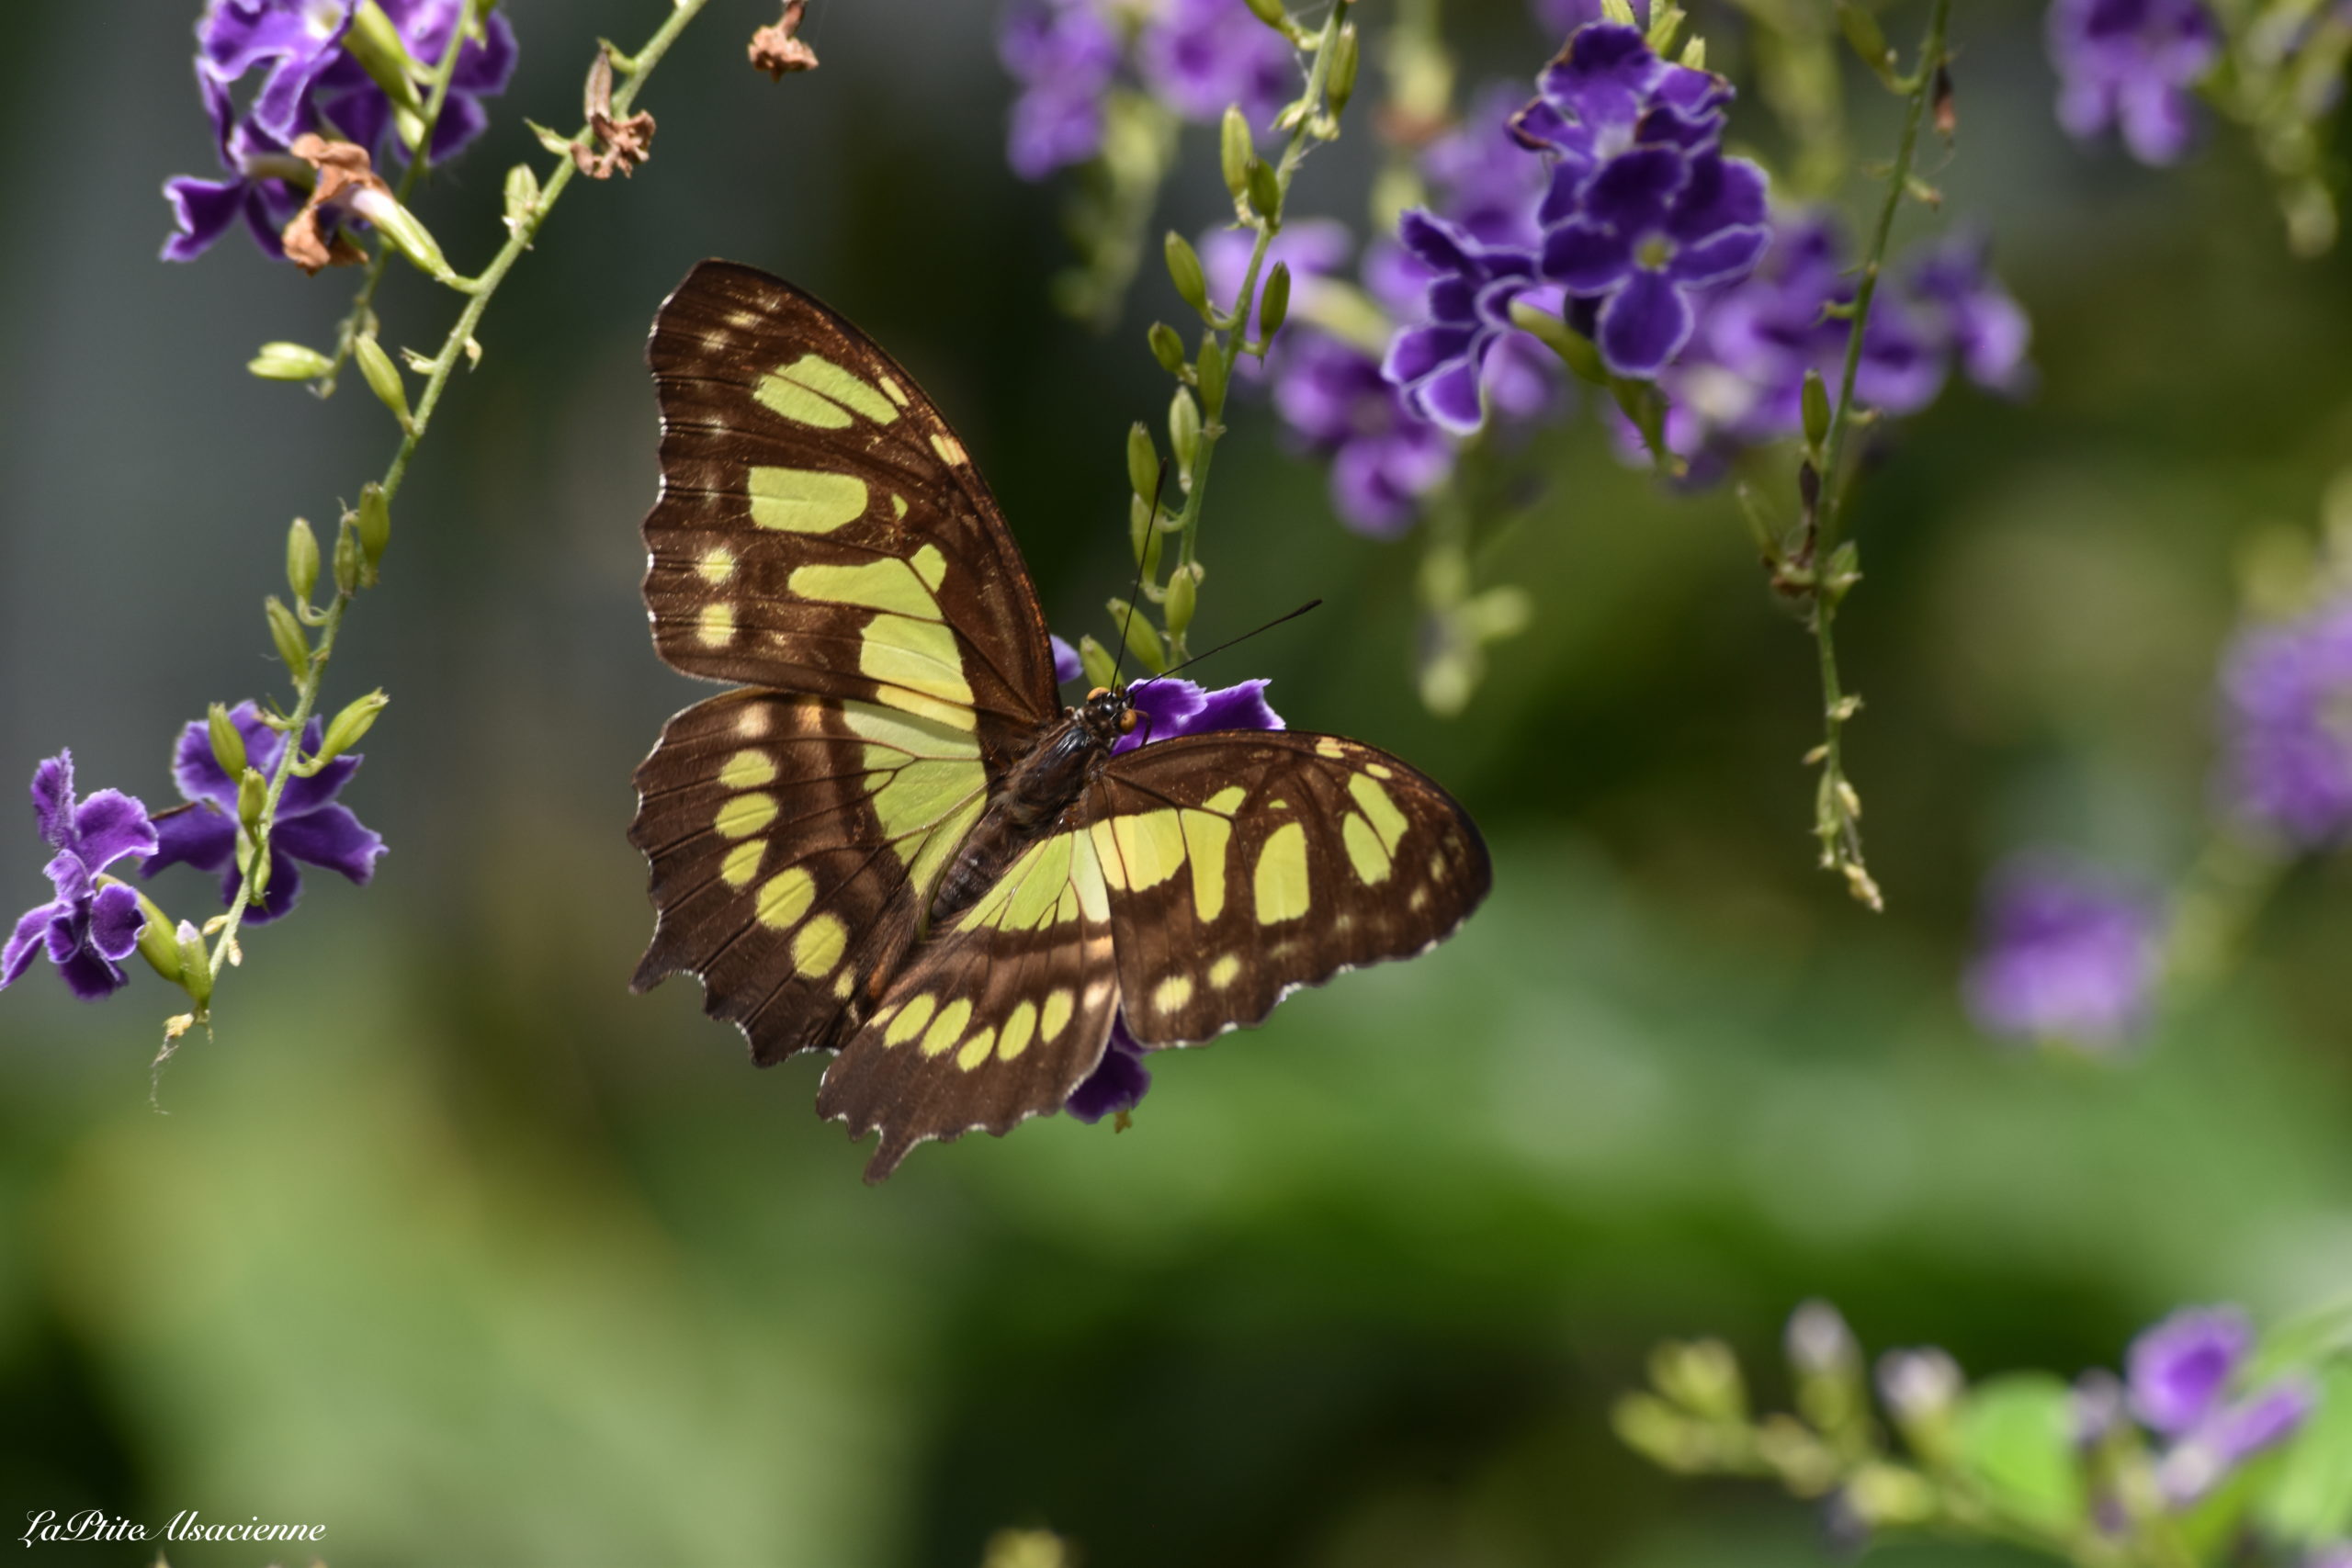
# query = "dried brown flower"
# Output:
<box><xmin>573</xmin><ymin>46</ymin><xmax>658</xmax><ymax>179</ymax></box>
<box><xmin>280</xmin><ymin>134</ymin><xmax>389</xmax><ymax>274</ymax></box>
<box><xmin>750</xmin><ymin>1</ymin><xmax>820</xmax><ymax>79</ymax></box>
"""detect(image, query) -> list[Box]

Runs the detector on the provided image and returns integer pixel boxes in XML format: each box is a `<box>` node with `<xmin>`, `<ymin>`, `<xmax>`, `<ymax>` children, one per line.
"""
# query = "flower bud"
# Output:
<box><xmin>346</xmin><ymin>1</ymin><xmax>426</xmax><ymax>116</ymax></box>
<box><xmin>317</xmin><ymin>690</ymin><xmax>390</xmax><ymax>765</ymax></box>
<box><xmin>264</xmin><ymin>596</ymin><xmax>311</xmax><ymax>679</ymax></box>
<box><xmin>287</xmin><ymin>517</ymin><xmax>321</xmax><ymax>603</ymax></box>
<box><xmin>1246</xmin><ymin>159</ymin><xmax>1283</xmax><ymax>228</ymax></box>
<box><xmin>1078</xmin><ymin>634</ymin><xmax>1118</xmax><ymax>692</ymax></box>
<box><xmin>1148</xmin><ymin>321</ymin><xmax>1189</xmax><ymax>377</ymax></box>
<box><xmin>131</xmin><ymin>889</ymin><xmax>182</xmax><ymax>985</ymax></box>
<box><xmin>1611</xmin><ymin>1393</ymin><xmax>1707</xmax><ymax>1473</ymax></box>
<box><xmin>1801</xmin><ymin>369</ymin><xmax>1831</xmax><ymax>450</ymax></box>
<box><xmin>1327</xmin><ymin>25</ymin><xmax>1361</xmax><ymax>118</ymax></box>
<box><xmin>237</xmin><ymin>767</ymin><xmax>269</xmax><ymax>834</ymax></box>
<box><xmin>354</xmin><ymin>333</ymin><xmax>414</xmax><ymax>434</ymax></box>
<box><xmin>1108</xmin><ymin>599</ymin><xmax>1168</xmax><ymax>675</ymax></box>
<box><xmin>1219</xmin><ymin>107</ymin><xmax>1252</xmax><ymax>202</ymax></box>
<box><xmin>1242</xmin><ymin>0</ymin><xmax>1288</xmax><ymax>31</ymax></box>
<box><xmin>208</xmin><ymin>704</ymin><xmax>248</xmax><ymax>780</ymax></box>
<box><xmin>1165</xmin><ymin>231</ymin><xmax>1210</xmax><ymax>318</ymax></box>
<box><xmin>334</xmin><ymin>526</ymin><xmax>363</xmax><ymax>594</ymax></box>
<box><xmin>503</xmin><ymin>162</ymin><xmax>541</xmax><ymax>236</ymax></box>
<box><xmin>1164</xmin><ymin>564</ymin><xmax>1200</xmax><ymax>637</ymax></box>
<box><xmin>1195</xmin><ymin>336</ymin><xmax>1230</xmax><ymax>418</ymax></box>
<box><xmin>1170</xmin><ymin>386</ymin><xmax>1203</xmax><ymax>472</ymax></box>
<box><xmin>1787</xmin><ymin>1299</ymin><xmax>1860</xmax><ymax>1380</ymax></box>
<box><xmin>356</xmin><ymin>481</ymin><xmax>391</xmax><ymax>581</ymax></box>
<box><xmin>349</xmin><ymin>186</ymin><xmax>459</xmax><ymax>286</ymax></box>
<box><xmin>175</xmin><ymin>919</ymin><xmax>213</xmax><ymax>1009</ymax></box>
<box><xmin>1679</xmin><ymin>36</ymin><xmax>1706</xmax><ymax>70</ymax></box>
<box><xmin>1651</xmin><ymin>1337</ymin><xmax>1747</xmax><ymax>1422</ymax></box>
<box><xmin>248</xmin><ymin>342</ymin><xmax>335</xmax><ymax>380</ymax></box>
<box><xmin>1130</xmin><ymin>494</ymin><xmax>1154</xmax><ymax>564</ymax></box>
<box><xmin>1877</xmin><ymin>1348</ymin><xmax>1963</xmax><ymax>1445</ymax></box>
<box><xmin>1259</xmin><ymin>261</ymin><xmax>1292</xmax><ymax>347</ymax></box>
<box><xmin>1838</xmin><ymin>1</ymin><xmax>1894</xmax><ymax>80</ymax></box>
<box><xmin>1601</xmin><ymin>0</ymin><xmax>1638</xmax><ymax>23</ymax></box>
<box><xmin>1126</xmin><ymin>423</ymin><xmax>1159</xmax><ymax>504</ymax></box>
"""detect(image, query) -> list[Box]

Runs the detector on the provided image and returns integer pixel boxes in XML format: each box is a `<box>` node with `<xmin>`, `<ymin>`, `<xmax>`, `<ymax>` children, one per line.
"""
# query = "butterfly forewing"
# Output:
<box><xmin>1084</xmin><ymin>731</ymin><xmax>1490</xmax><ymax>1046</ymax></box>
<box><xmin>644</xmin><ymin>261</ymin><xmax>1057</xmax><ymax>760</ymax></box>
<box><xmin>818</xmin><ymin>826</ymin><xmax>1124</xmax><ymax>1179</ymax></box>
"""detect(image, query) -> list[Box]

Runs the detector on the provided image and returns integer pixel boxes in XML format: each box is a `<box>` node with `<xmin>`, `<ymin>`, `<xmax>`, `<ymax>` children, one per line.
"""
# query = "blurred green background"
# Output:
<box><xmin>5</xmin><ymin>0</ymin><xmax>2352</xmax><ymax>1562</ymax></box>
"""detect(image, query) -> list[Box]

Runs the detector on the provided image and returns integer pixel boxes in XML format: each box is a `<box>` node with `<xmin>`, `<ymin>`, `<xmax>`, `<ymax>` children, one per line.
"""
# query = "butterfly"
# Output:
<box><xmin>628</xmin><ymin>260</ymin><xmax>1492</xmax><ymax>1180</ymax></box>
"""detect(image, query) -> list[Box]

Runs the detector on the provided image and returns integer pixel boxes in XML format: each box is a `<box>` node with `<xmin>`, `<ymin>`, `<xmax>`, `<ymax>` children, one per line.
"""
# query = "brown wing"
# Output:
<box><xmin>817</xmin><ymin>827</ymin><xmax>1124</xmax><ymax>1180</ymax></box>
<box><xmin>1083</xmin><ymin>730</ymin><xmax>1490</xmax><ymax>1046</ymax></box>
<box><xmin>644</xmin><ymin>260</ymin><xmax>1059</xmax><ymax>766</ymax></box>
<box><xmin>629</xmin><ymin>690</ymin><xmax>991</xmax><ymax>1063</ymax></box>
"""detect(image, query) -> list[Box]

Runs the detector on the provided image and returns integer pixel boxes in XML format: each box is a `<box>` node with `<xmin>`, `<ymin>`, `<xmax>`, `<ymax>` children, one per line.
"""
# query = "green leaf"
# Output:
<box><xmin>1955</xmin><ymin>1373</ymin><xmax>2086</xmax><ymax>1533</ymax></box>
<box><xmin>2259</xmin><ymin>1362</ymin><xmax>2352</xmax><ymax>1544</ymax></box>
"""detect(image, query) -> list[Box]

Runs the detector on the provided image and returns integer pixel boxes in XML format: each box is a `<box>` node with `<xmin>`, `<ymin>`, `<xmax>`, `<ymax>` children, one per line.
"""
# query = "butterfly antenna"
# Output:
<box><xmin>1142</xmin><ymin>599</ymin><xmax>1323</xmax><ymax>685</ymax></box>
<box><xmin>1109</xmin><ymin>458</ymin><xmax>1173</xmax><ymax>691</ymax></box>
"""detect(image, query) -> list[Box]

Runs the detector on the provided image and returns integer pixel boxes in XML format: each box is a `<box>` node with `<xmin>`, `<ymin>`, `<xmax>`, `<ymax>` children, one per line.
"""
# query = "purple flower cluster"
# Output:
<box><xmin>997</xmin><ymin>0</ymin><xmax>1292</xmax><ymax>181</ymax></box>
<box><xmin>1623</xmin><ymin>216</ymin><xmax>2031</xmax><ymax>469</ymax></box>
<box><xmin>1062</xmin><ymin>674</ymin><xmax>1286</xmax><ymax>1122</ymax></box>
<box><xmin>2218</xmin><ymin>594</ymin><xmax>2352</xmax><ymax>845</ymax></box>
<box><xmin>1962</xmin><ymin>857</ymin><xmax>2159</xmax><ymax>1047</ymax></box>
<box><xmin>146</xmin><ymin>702</ymin><xmax>386</xmax><ymax>924</ymax></box>
<box><xmin>167</xmin><ymin>0</ymin><xmax>516</xmax><ymax>262</ymax></box>
<box><xmin>3</xmin><ymin>755</ymin><xmax>157</xmax><ymax>1002</ymax></box>
<box><xmin>2048</xmin><ymin>0</ymin><xmax>2222</xmax><ymax>166</ymax></box>
<box><xmin>2090</xmin><ymin>1306</ymin><xmax>2315</xmax><ymax>1506</ymax></box>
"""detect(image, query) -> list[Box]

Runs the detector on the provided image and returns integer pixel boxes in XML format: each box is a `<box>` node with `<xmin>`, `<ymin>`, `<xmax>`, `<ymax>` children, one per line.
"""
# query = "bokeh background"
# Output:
<box><xmin>4</xmin><ymin>0</ymin><xmax>2352</xmax><ymax>1562</ymax></box>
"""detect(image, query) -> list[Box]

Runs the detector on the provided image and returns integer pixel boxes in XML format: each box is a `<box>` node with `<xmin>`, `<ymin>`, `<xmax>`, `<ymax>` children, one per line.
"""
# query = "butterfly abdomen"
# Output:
<box><xmin>930</xmin><ymin>709</ymin><xmax>1114</xmax><ymax>924</ymax></box>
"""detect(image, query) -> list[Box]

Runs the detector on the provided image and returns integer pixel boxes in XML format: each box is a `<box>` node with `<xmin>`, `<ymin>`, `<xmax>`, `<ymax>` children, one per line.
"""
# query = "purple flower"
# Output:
<box><xmin>2157</xmin><ymin>1379</ymin><xmax>2316</xmax><ymax>1503</ymax></box>
<box><xmin>164</xmin><ymin>71</ymin><xmax>311</xmax><ymax>261</ymax></box>
<box><xmin>143</xmin><ymin>702</ymin><xmax>385</xmax><ymax>925</ymax></box>
<box><xmin>2220</xmin><ymin>596</ymin><xmax>2352</xmax><ymax>845</ymax></box>
<box><xmin>1905</xmin><ymin>230</ymin><xmax>2035</xmax><ymax>395</ymax></box>
<box><xmin>999</xmin><ymin>0</ymin><xmax>1121</xmax><ymax>179</ymax></box>
<box><xmin>1424</xmin><ymin>85</ymin><xmax>1555</xmax><ymax>251</ymax></box>
<box><xmin>1052</xmin><ymin>634</ymin><xmax>1084</xmax><ymax>685</ymax></box>
<box><xmin>197</xmin><ymin>0</ymin><xmax>356</xmax><ymax>142</ymax></box>
<box><xmin>3</xmin><ymin>753</ymin><xmax>158</xmax><ymax>1002</ymax></box>
<box><xmin>1383</xmin><ymin>211</ymin><xmax>1543</xmax><ymax>434</ymax></box>
<box><xmin>1136</xmin><ymin>0</ymin><xmax>1295</xmax><ymax>125</ymax></box>
<box><xmin>1272</xmin><ymin>333</ymin><xmax>1453</xmax><ymax>535</ymax></box>
<box><xmin>1511</xmin><ymin>22</ymin><xmax>1733</xmax><ymax>189</ymax></box>
<box><xmin>307</xmin><ymin>0</ymin><xmax>518</xmax><ymax>164</ymax></box>
<box><xmin>1066</xmin><ymin>676</ymin><xmax>1285</xmax><ymax>1121</ymax></box>
<box><xmin>2049</xmin><ymin>0</ymin><xmax>2222</xmax><ymax>165</ymax></box>
<box><xmin>2130</xmin><ymin>1307</ymin><xmax>2252</xmax><ymax>1434</ymax></box>
<box><xmin>1962</xmin><ymin>858</ymin><xmax>2159</xmax><ymax>1046</ymax></box>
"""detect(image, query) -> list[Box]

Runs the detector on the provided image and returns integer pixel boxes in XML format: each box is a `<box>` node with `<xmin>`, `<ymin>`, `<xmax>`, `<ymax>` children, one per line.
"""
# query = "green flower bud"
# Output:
<box><xmin>286</xmin><ymin>516</ymin><xmax>321</xmax><ymax>604</ymax></box>
<box><xmin>1108</xmin><ymin>599</ymin><xmax>1168</xmax><ymax>675</ymax></box>
<box><xmin>248</xmin><ymin>342</ymin><xmax>335</xmax><ymax>381</ymax></box>
<box><xmin>1802</xmin><ymin>369</ymin><xmax>1831</xmax><ymax>450</ymax></box>
<box><xmin>207</xmin><ymin>703</ymin><xmax>248</xmax><ymax>780</ymax></box>
<box><xmin>346</xmin><ymin>1</ymin><xmax>427</xmax><ymax>118</ymax></box>
<box><xmin>354</xmin><ymin>333</ymin><xmax>414</xmax><ymax>434</ymax></box>
<box><xmin>131</xmin><ymin>889</ymin><xmax>185</xmax><ymax>986</ymax></box>
<box><xmin>1246</xmin><ymin>159</ymin><xmax>1283</xmax><ymax>228</ymax></box>
<box><xmin>1601</xmin><ymin>0</ymin><xmax>1637</xmax><ymax>24</ymax></box>
<box><xmin>1219</xmin><ymin>107</ymin><xmax>1252</xmax><ymax>203</ymax></box>
<box><xmin>238</xmin><ymin>767</ymin><xmax>269</xmax><ymax>834</ymax></box>
<box><xmin>1164</xmin><ymin>564</ymin><xmax>1199</xmax><ymax>637</ymax></box>
<box><xmin>1195</xmin><ymin>335</ymin><xmax>1229</xmax><ymax>418</ymax></box>
<box><xmin>502</xmin><ymin>162</ymin><xmax>540</xmax><ymax>235</ymax></box>
<box><xmin>264</xmin><ymin>596</ymin><xmax>311</xmax><ymax>680</ymax></box>
<box><xmin>1130</xmin><ymin>494</ymin><xmax>1153</xmax><ymax>565</ymax></box>
<box><xmin>1679</xmin><ymin>36</ymin><xmax>1705</xmax><ymax>70</ymax></box>
<box><xmin>1170</xmin><ymin>386</ymin><xmax>1203</xmax><ymax>472</ymax></box>
<box><xmin>1165</xmin><ymin>231</ymin><xmax>1210</xmax><ymax>318</ymax></box>
<box><xmin>1078</xmin><ymin>634</ymin><xmax>1118</xmax><ymax>693</ymax></box>
<box><xmin>1148</xmin><ymin>321</ymin><xmax>1189</xmax><ymax>377</ymax></box>
<box><xmin>317</xmin><ymin>690</ymin><xmax>390</xmax><ymax>765</ymax></box>
<box><xmin>175</xmin><ymin>919</ymin><xmax>213</xmax><ymax>1009</ymax></box>
<box><xmin>334</xmin><ymin>526</ymin><xmax>363</xmax><ymax>595</ymax></box>
<box><xmin>1126</xmin><ymin>422</ymin><xmax>1159</xmax><ymax>503</ymax></box>
<box><xmin>356</xmin><ymin>481</ymin><xmax>391</xmax><ymax>581</ymax></box>
<box><xmin>1652</xmin><ymin>1337</ymin><xmax>1747</xmax><ymax>1423</ymax></box>
<box><xmin>1242</xmin><ymin>0</ymin><xmax>1288</xmax><ymax>30</ymax></box>
<box><xmin>1838</xmin><ymin>2</ymin><xmax>1894</xmax><ymax>81</ymax></box>
<box><xmin>1327</xmin><ymin>25</ymin><xmax>1361</xmax><ymax>118</ymax></box>
<box><xmin>1259</xmin><ymin>261</ymin><xmax>1292</xmax><ymax>348</ymax></box>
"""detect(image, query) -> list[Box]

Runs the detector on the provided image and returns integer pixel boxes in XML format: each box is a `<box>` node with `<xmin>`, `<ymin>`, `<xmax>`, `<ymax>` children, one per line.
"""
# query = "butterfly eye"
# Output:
<box><xmin>1118</xmin><ymin>711</ymin><xmax>1138</xmax><ymax>734</ymax></box>
<box><xmin>1086</xmin><ymin>686</ymin><xmax>1109</xmax><ymax>702</ymax></box>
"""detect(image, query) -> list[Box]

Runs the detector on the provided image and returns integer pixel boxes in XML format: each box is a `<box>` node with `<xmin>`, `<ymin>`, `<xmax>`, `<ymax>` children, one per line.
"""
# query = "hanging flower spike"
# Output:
<box><xmin>1063</xmin><ymin>677</ymin><xmax>1286</xmax><ymax>1122</ymax></box>
<box><xmin>2</xmin><ymin>753</ymin><xmax>158</xmax><ymax>1001</ymax></box>
<box><xmin>144</xmin><ymin>702</ymin><xmax>385</xmax><ymax>925</ymax></box>
<box><xmin>1382</xmin><ymin>211</ymin><xmax>1542</xmax><ymax>434</ymax></box>
<box><xmin>998</xmin><ymin>0</ymin><xmax>1121</xmax><ymax>180</ymax></box>
<box><xmin>2048</xmin><ymin>0</ymin><xmax>2222</xmax><ymax>167</ymax></box>
<box><xmin>1961</xmin><ymin>857</ymin><xmax>2160</xmax><ymax>1048</ymax></box>
<box><xmin>163</xmin><ymin>70</ymin><xmax>311</xmax><ymax>262</ymax></box>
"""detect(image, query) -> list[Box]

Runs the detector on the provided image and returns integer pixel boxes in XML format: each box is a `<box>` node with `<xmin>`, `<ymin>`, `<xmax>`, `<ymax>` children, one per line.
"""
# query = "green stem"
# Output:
<box><xmin>206</xmin><ymin>0</ymin><xmax>717</xmax><ymax>992</ymax></box>
<box><xmin>1161</xmin><ymin>1</ymin><xmax>1351</xmax><ymax>640</ymax></box>
<box><xmin>1799</xmin><ymin>0</ymin><xmax>1950</xmax><ymax>911</ymax></box>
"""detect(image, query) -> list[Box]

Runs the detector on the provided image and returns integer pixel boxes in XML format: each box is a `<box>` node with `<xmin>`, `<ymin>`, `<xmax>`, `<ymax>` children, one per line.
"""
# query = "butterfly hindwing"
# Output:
<box><xmin>1085</xmin><ymin>730</ymin><xmax>1490</xmax><ymax>1047</ymax></box>
<box><xmin>644</xmin><ymin>260</ymin><xmax>1057</xmax><ymax>762</ymax></box>
<box><xmin>629</xmin><ymin>688</ymin><xmax>993</xmax><ymax>1062</ymax></box>
<box><xmin>817</xmin><ymin>824</ymin><xmax>1124</xmax><ymax>1179</ymax></box>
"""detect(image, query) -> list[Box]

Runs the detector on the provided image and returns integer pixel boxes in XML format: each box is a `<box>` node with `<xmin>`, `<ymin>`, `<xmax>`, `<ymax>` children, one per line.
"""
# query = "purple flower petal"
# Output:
<box><xmin>1667</xmin><ymin>153</ymin><xmax>1769</xmax><ymax>245</ymax></box>
<box><xmin>1189</xmin><ymin>679</ymin><xmax>1285</xmax><ymax>734</ymax></box>
<box><xmin>163</xmin><ymin>175</ymin><xmax>252</xmax><ymax>262</ymax></box>
<box><xmin>72</xmin><ymin>791</ymin><xmax>159</xmax><ymax>873</ymax></box>
<box><xmin>169</xmin><ymin>716</ymin><xmax>240</xmax><ymax>812</ymax></box>
<box><xmin>2129</xmin><ymin>1307</ymin><xmax>2251</xmax><ymax>1435</ymax></box>
<box><xmin>51</xmin><ymin>940</ymin><xmax>130</xmax><ymax>1003</ymax></box>
<box><xmin>1597</xmin><ymin>268</ymin><xmax>1695</xmax><ymax>378</ymax></box>
<box><xmin>1118</xmin><ymin>680</ymin><xmax>1210</xmax><ymax>753</ymax></box>
<box><xmin>87</xmin><ymin>884</ymin><xmax>147</xmax><ymax>964</ymax></box>
<box><xmin>1542</xmin><ymin>220</ymin><xmax>1634</xmax><ymax>292</ymax></box>
<box><xmin>1052</xmin><ymin>635</ymin><xmax>1082</xmax><ymax>685</ymax></box>
<box><xmin>1385</xmin><ymin>323</ymin><xmax>1476</xmax><ymax>387</ymax></box>
<box><xmin>1581</xmin><ymin>145</ymin><xmax>1687</xmax><ymax>234</ymax></box>
<box><xmin>1415</xmin><ymin>358</ymin><xmax>1487</xmax><ymax>434</ymax></box>
<box><xmin>1398</xmin><ymin>209</ymin><xmax>1478</xmax><ymax>276</ymax></box>
<box><xmin>1065</xmin><ymin>1020</ymin><xmax>1152</xmax><ymax>1122</ymax></box>
<box><xmin>1</xmin><ymin>903</ymin><xmax>51</xmax><ymax>989</ymax></box>
<box><xmin>30</xmin><ymin>753</ymin><xmax>74</xmax><ymax>851</ymax></box>
<box><xmin>274</xmin><ymin>803</ymin><xmax>386</xmax><ymax>884</ymax></box>
<box><xmin>147</xmin><ymin>804</ymin><xmax>239</xmax><ymax>877</ymax></box>
<box><xmin>1667</xmin><ymin>223</ymin><xmax>1769</xmax><ymax>287</ymax></box>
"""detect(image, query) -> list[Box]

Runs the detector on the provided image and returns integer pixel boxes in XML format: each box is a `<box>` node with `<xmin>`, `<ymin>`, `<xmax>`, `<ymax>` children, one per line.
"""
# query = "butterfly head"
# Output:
<box><xmin>1079</xmin><ymin>684</ymin><xmax>1141</xmax><ymax>745</ymax></box>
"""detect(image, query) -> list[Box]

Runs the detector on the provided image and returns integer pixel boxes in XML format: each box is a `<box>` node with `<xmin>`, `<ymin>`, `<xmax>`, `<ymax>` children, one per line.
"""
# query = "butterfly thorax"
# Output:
<box><xmin>928</xmin><ymin>689</ymin><xmax>1133</xmax><ymax>925</ymax></box>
